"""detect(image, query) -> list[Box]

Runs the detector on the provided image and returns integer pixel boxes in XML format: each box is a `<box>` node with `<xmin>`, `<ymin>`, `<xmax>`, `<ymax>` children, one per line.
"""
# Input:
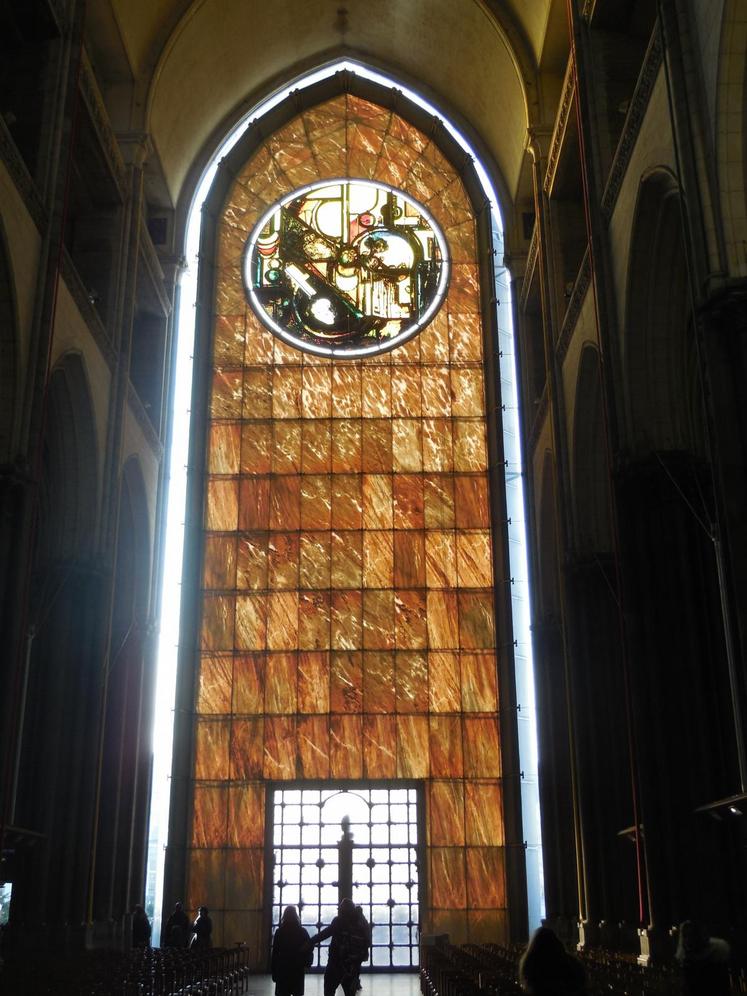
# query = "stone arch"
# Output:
<box><xmin>623</xmin><ymin>169</ymin><xmax>705</xmax><ymax>458</ymax></box>
<box><xmin>35</xmin><ymin>352</ymin><xmax>100</xmax><ymax>568</ymax></box>
<box><xmin>571</xmin><ymin>344</ymin><xmax>613</xmax><ymax>555</ymax></box>
<box><xmin>564</xmin><ymin>345</ymin><xmax>640</xmax><ymax>934</ymax></box>
<box><xmin>113</xmin><ymin>457</ymin><xmax>152</xmax><ymax>644</ymax></box>
<box><xmin>172</xmin><ymin>55</ymin><xmax>520</xmax><ymax>262</ymax></box>
<box><xmin>150</xmin><ymin>3</ymin><xmax>530</xmax><ymax>227</ymax></box>
<box><xmin>12</xmin><ymin>352</ymin><xmax>103</xmax><ymax>926</ymax></box>
<box><xmin>617</xmin><ymin>176</ymin><xmax>739</xmax><ymax>931</ymax></box>
<box><xmin>716</xmin><ymin>0</ymin><xmax>747</xmax><ymax>277</ymax></box>
<box><xmin>94</xmin><ymin>455</ymin><xmax>153</xmax><ymax>921</ymax></box>
<box><xmin>0</xmin><ymin>217</ymin><xmax>18</xmax><ymax>464</ymax></box>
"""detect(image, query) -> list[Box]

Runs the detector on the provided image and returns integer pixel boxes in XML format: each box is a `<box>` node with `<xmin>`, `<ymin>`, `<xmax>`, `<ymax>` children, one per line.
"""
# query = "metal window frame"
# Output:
<box><xmin>264</xmin><ymin>779</ymin><xmax>425</xmax><ymax>973</ymax></box>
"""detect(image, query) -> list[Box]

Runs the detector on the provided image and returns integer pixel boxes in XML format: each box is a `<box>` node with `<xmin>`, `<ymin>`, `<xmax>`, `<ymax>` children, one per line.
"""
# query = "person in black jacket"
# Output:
<box><xmin>272</xmin><ymin>906</ymin><xmax>313</xmax><ymax>996</ymax></box>
<box><xmin>675</xmin><ymin>920</ymin><xmax>731</xmax><ymax>996</ymax></box>
<box><xmin>163</xmin><ymin>901</ymin><xmax>190</xmax><ymax>948</ymax></box>
<box><xmin>309</xmin><ymin>898</ymin><xmax>370</xmax><ymax>996</ymax></box>
<box><xmin>519</xmin><ymin>926</ymin><xmax>586</xmax><ymax>996</ymax></box>
<box><xmin>190</xmin><ymin>906</ymin><xmax>213</xmax><ymax>949</ymax></box>
<box><xmin>131</xmin><ymin>905</ymin><xmax>151</xmax><ymax>949</ymax></box>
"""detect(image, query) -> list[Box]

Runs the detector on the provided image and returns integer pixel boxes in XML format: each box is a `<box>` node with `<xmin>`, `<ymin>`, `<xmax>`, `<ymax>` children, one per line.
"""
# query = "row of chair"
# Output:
<box><xmin>122</xmin><ymin>945</ymin><xmax>251</xmax><ymax>996</ymax></box>
<box><xmin>420</xmin><ymin>937</ymin><xmax>747</xmax><ymax>996</ymax></box>
<box><xmin>0</xmin><ymin>944</ymin><xmax>251</xmax><ymax>995</ymax></box>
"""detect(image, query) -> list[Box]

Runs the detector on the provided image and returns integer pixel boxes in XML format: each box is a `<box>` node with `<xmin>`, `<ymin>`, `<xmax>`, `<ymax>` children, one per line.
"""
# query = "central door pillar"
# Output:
<box><xmin>337</xmin><ymin>816</ymin><xmax>353</xmax><ymax>904</ymax></box>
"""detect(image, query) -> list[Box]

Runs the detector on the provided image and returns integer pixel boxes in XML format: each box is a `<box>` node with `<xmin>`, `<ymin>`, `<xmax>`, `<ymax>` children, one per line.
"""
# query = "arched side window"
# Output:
<box><xmin>624</xmin><ymin>171</ymin><xmax>705</xmax><ymax>458</ymax></box>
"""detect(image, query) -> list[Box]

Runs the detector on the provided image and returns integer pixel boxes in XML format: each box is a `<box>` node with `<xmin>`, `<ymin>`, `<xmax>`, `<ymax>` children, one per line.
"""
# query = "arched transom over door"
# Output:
<box><xmin>189</xmin><ymin>93</ymin><xmax>508</xmax><ymax>962</ymax></box>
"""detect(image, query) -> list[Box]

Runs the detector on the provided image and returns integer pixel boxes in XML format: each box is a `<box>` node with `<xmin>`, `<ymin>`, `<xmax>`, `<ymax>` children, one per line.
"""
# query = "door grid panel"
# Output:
<box><xmin>269</xmin><ymin>784</ymin><xmax>421</xmax><ymax>970</ymax></box>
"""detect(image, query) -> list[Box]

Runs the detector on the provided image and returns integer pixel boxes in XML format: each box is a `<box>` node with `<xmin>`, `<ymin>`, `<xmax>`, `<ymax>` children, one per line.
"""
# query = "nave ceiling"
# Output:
<box><xmin>85</xmin><ymin>0</ymin><xmax>566</xmax><ymax>212</ymax></box>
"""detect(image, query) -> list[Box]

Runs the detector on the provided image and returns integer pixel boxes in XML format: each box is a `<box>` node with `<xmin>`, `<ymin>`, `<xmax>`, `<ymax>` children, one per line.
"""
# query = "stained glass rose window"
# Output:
<box><xmin>244</xmin><ymin>178</ymin><xmax>449</xmax><ymax>357</ymax></box>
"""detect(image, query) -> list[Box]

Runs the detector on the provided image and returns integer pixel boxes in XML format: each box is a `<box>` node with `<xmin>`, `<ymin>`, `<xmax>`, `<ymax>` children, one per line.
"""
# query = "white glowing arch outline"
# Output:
<box><xmin>146</xmin><ymin>59</ymin><xmax>544</xmax><ymax>942</ymax></box>
<box><xmin>243</xmin><ymin>177</ymin><xmax>450</xmax><ymax>358</ymax></box>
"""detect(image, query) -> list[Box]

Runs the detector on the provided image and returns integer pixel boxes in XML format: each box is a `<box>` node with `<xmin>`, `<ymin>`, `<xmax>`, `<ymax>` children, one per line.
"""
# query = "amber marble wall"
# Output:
<box><xmin>189</xmin><ymin>94</ymin><xmax>508</xmax><ymax>957</ymax></box>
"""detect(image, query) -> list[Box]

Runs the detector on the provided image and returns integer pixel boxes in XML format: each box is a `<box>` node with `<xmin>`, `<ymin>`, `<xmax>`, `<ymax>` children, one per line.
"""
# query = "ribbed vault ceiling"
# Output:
<box><xmin>89</xmin><ymin>0</ymin><xmax>561</xmax><ymax>209</ymax></box>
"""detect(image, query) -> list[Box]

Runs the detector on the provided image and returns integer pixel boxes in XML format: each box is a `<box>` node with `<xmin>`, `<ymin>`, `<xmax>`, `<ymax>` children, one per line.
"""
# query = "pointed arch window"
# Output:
<box><xmin>152</xmin><ymin>71</ymin><xmax>540</xmax><ymax>960</ymax></box>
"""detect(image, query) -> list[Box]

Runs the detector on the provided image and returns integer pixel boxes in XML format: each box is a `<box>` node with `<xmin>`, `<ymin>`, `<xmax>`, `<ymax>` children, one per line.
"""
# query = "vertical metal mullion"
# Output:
<box><xmin>314</xmin><ymin>789</ymin><xmax>321</xmax><ymax>962</ymax></box>
<box><xmin>407</xmin><ymin>789</ymin><xmax>420</xmax><ymax>968</ymax></box>
<box><xmin>278</xmin><ymin>790</ymin><xmax>284</xmax><ymax>926</ymax></box>
<box><xmin>413</xmin><ymin>789</ymin><xmax>418</xmax><ymax>965</ymax></box>
<box><xmin>387</xmin><ymin>790</ymin><xmax>395</xmax><ymax>968</ymax></box>
<box><xmin>316</xmin><ymin>790</ymin><xmax>324</xmax><ymax>968</ymax></box>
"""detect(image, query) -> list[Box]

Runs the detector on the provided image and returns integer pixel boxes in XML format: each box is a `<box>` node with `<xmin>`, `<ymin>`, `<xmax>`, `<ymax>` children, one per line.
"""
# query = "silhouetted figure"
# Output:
<box><xmin>164</xmin><ymin>901</ymin><xmax>190</xmax><ymax>948</ymax></box>
<box><xmin>353</xmin><ymin>907</ymin><xmax>371</xmax><ymax>991</ymax></box>
<box><xmin>519</xmin><ymin>926</ymin><xmax>586</xmax><ymax>996</ymax></box>
<box><xmin>309</xmin><ymin>898</ymin><xmax>370</xmax><ymax>996</ymax></box>
<box><xmin>190</xmin><ymin>906</ymin><xmax>213</xmax><ymax>950</ymax></box>
<box><xmin>272</xmin><ymin>905</ymin><xmax>313</xmax><ymax>996</ymax></box>
<box><xmin>675</xmin><ymin>920</ymin><xmax>731</xmax><ymax>996</ymax></box>
<box><xmin>131</xmin><ymin>905</ymin><xmax>151</xmax><ymax>949</ymax></box>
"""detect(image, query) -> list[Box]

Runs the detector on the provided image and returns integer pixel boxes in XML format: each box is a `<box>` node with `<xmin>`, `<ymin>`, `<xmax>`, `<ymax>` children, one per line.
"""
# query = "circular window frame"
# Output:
<box><xmin>242</xmin><ymin>177</ymin><xmax>451</xmax><ymax>359</ymax></box>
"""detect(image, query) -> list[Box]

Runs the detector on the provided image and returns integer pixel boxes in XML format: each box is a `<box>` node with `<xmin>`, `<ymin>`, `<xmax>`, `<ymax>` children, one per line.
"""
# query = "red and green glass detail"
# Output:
<box><xmin>244</xmin><ymin>179</ymin><xmax>449</xmax><ymax>357</ymax></box>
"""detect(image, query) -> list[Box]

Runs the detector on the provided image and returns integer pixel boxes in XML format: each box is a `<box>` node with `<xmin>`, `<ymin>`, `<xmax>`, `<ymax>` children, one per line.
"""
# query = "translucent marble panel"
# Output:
<box><xmin>187</xmin><ymin>849</ymin><xmax>226</xmax><ymax>912</ymax></box>
<box><xmin>194</xmin><ymin>718</ymin><xmax>230</xmax><ymax>780</ymax></box>
<box><xmin>465</xmin><ymin>782</ymin><xmax>504</xmax><ymax>846</ymax></box>
<box><xmin>429</xmin><ymin>780</ymin><xmax>465</xmax><ymax>846</ymax></box>
<box><xmin>197</xmin><ymin>654</ymin><xmax>232</xmax><ymax>714</ymax></box>
<box><xmin>192</xmin><ymin>786</ymin><xmax>228</xmax><ymax>847</ymax></box>
<box><xmin>430</xmin><ymin>848</ymin><xmax>467</xmax><ymax>909</ymax></box>
<box><xmin>193</xmin><ymin>93</ymin><xmax>509</xmax><ymax>967</ymax></box>
<box><xmin>230</xmin><ymin>718</ymin><xmax>264</xmax><ymax>779</ymax></box>
<box><xmin>228</xmin><ymin>783</ymin><xmax>264</xmax><ymax>847</ymax></box>
<box><xmin>225</xmin><ymin>849</ymin><xmax>264</xmax><ymax>910</ymax></box>
<box><xmin>297</xmin><ymin>651</ymin><xmax>330</xmax><ymax>714</ymax></box>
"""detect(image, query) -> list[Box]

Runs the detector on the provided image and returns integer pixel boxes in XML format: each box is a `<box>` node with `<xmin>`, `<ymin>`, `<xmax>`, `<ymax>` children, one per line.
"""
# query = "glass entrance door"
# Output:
<box><xmin>269</xmin><ymin>784</ymin><xmax>421</xmax><ymax>969</ymax></box>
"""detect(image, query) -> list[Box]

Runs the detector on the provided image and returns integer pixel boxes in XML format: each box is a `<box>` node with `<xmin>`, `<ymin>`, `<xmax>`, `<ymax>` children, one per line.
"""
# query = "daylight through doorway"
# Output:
<box><xmin>270</xmin><ymin>785</ymin><xmax>421</xmax><ymax>970</ymax></box>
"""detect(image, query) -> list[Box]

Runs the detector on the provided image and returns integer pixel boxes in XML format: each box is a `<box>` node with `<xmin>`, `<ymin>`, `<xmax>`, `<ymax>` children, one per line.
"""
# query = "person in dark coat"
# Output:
<box><xmin>353</xmin><ymin>907</ymin><xmax>371</xmax><ymax>991</ymax></box>
<box><xmin>131</xmin><ymin>905</ymin><xmax>151</xmax><ymax>949</ymax></box>
<box><xmin>518</xmin><ymin>926</ymin><xmax>586</xmax><ymax>996</ymax></box>
<box><xmin>190</xmin><ymin>906</ymin><xmax>213</xmax><ymax>949</ymax></box>
<box><xmin>164</xmin><ymin>901</ymin><xmax>190</xmax><ymax>948</ymax></box>
<box><xmin>675</xmin><ymin>920</ymin><xmax>731</xmax><ymax>996</ymax></box>
<box><xmin>309</xmin><ymin>898</ymin><xmax>370</xmax><ymax>996</ymax></box>
<box><xmin>271</xmin><ymin>905</ymin><xmax>313</xmax><ymax>996</ymax></box>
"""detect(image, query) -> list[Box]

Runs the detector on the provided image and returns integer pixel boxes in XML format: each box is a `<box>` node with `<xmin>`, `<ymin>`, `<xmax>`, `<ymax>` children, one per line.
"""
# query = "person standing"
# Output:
<box><xmin>518</xmin><ymin>926</ymin><xmax>586</xmax><ymax>995</ymax></box>
<box><xmin>272</xmin><ymin>905</ymin><xmax>313</xmax><ymax>996</ymax></box>
<box><xmin>675</xmin><ymin>920</ymin><xmax>731</xmax><ymax>996</ymax></box>
<box><xmin>309</xmin><ymin>898</ymin><xmax>370</xmax><ymax>996</ymax></box>
<box><xmin>352</xmin><ymin>907</ymin><xmax>370</xmax><ymax>991</ymax></box>
<box><xmin>131</xmin><ymin>905</ymin><xmax>151</xmax><ymax>949</ymax></box>
<box><xmin>190</xmin><ymin>906</ymin><xmax>213</xmax><ymax>950</ymax></box>
<box><xmin>164</xmin><ymin>901</ymin><xmax>190</xmax><ymax>948</ymax></box>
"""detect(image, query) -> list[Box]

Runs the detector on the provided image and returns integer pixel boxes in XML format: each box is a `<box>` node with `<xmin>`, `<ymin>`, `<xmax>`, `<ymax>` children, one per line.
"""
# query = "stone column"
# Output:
<box><xmin>564</xmin><ymin>555</ymin><xmax>640</xmax><ymax>949</ymax></box>
<box><xmin>617</xmin><ymin>454</ymin><xmax>742</xmax><ymax>949</ymax></box>
<box><xmin>85</xmin><ymin>135</ymin><xmax>150</xmax><ymax>939</ymax></box>
<box><xmin>0</xmin><ymin>0</ymin><xmax>86</xmax><ymax>859</ymax></box>
<box><xmin>531</xmin><ymin>617</ymin><xmax>577</xmax><ymax>941</ymax></box>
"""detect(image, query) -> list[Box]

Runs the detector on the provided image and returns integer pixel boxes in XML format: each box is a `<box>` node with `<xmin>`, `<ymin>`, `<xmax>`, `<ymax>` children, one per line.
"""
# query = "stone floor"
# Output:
<box><xmin>247</xmin><ymin>973</ymin><xmax>421</xmax><ymax>996</ymax></box>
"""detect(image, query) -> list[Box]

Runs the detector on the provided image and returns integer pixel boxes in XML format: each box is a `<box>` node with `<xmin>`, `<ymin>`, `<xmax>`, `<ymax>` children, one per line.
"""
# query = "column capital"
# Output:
<box><xmin>117</xmin><ymin>131</ymin><xmax>153</xmax><ymax>169</ymax></box>
<box><xmin>526</xmin><ymin>125</ymin><xmax>554</xmax><ymax>163</ymax></box>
